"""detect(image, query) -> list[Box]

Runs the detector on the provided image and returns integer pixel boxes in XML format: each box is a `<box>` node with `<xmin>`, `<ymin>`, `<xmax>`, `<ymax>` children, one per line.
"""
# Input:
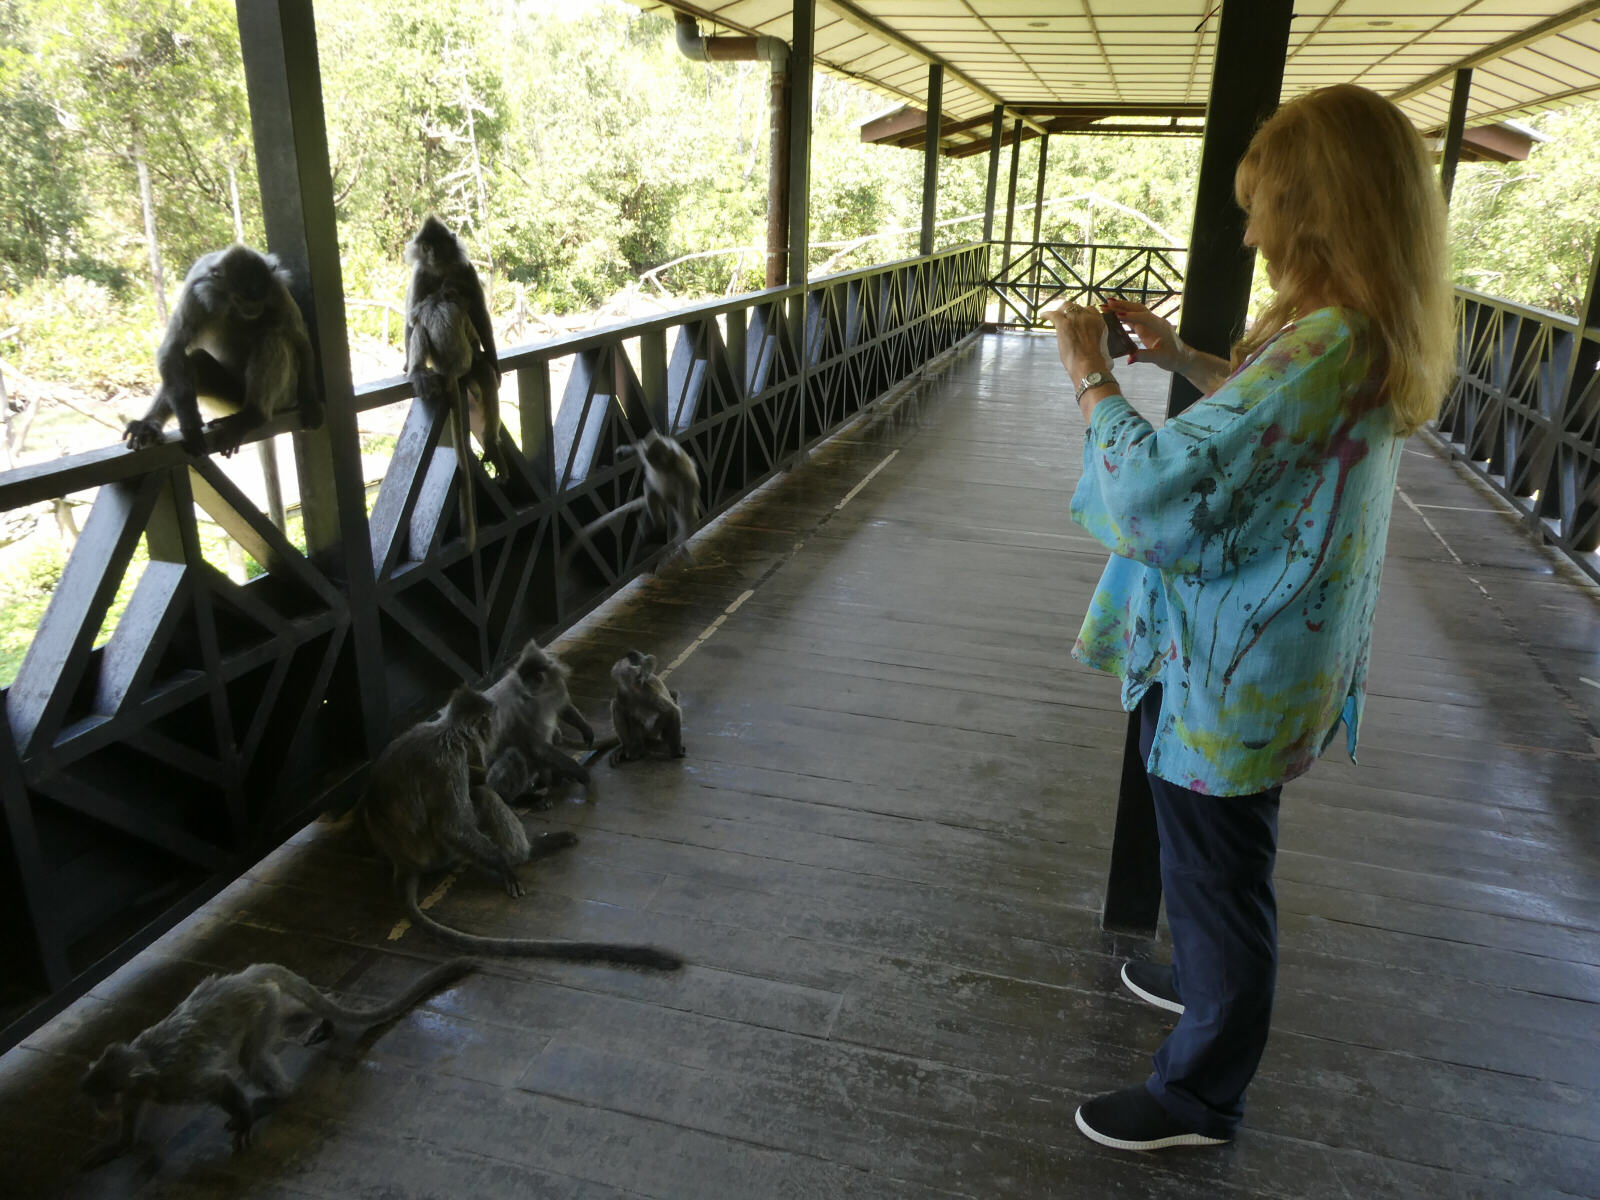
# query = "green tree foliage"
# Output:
<box><xmin>1448</xmin><ymin>103</ymin><xmax>1600</xmax><ymax>317</ymax></box>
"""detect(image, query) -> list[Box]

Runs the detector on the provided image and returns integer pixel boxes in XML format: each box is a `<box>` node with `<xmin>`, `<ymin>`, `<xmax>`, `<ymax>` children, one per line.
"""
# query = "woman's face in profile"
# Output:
<box><xmin>1243</xmin><ymin>214</ymin><xmax>1279</xmax><ymax>289</ymax></box>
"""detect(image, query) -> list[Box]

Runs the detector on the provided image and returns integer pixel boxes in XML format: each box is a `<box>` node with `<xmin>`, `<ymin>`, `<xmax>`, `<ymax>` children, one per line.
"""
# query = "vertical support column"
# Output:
<box><xmin>786</xmin><ymin>0</ymin><xmax>813</xmax><ymax>288</ymax></box>
<box><xmin>1000</xmin><ymin>121</ymin><xmax>1023</xmax><ymax>321</ymax></box>
<box><xmin>1439</xmin><ymin>67</ymin><xmax>1472</xmax><ymax>204</ymax></box>
<box><xmin>787</xmin><ymin>0</ymin><xmax>814</xmax><ymax>451</ymax></box>
<box><xmin>982</xmin><ymin>104</ymin><xmax>1004</xmax><ymax>242</ymax></box>
<box><xmin>236</xmin><ymin>0</ymin><xmax>388</xmax><ymax>752</ymax></box>
<box><xmin>920</xmin><ymin>64</ymin><xmax>944</xmax><ymax>257</ymax></box>
<box><xmin>1165</xmin><ymin>0</ymin><xmax>1294</xmax><ymax>419</ymax></box>
<box><xmin>1103</xmin><ymin>0</ymin><xmax>1293</xmax><ymax>938</ymax></box>
<box><xmin>1028</xmin><ymin>133</ymin><xmax>1050</xmax><ymax>321</ymax></box>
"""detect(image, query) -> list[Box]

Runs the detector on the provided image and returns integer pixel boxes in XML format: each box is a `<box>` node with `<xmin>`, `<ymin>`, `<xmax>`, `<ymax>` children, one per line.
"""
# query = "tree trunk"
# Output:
<box><xmin>131</xmin><ymin>125</ymin><xmax>168</xmax><ymax>322</ymax></box>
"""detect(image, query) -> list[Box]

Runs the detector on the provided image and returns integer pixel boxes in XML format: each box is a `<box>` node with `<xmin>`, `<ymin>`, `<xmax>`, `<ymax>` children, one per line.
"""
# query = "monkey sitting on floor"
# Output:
<box><xmin>79</xmin><ymin>958</ymin><xmax>473</xmax><ymax>1168</ymax></box>
<box><xmin>123</xmin><ymin>245</ymin><xmax>319</xmax><ymax>457</ymax></box>
<box><xmin>584</xmin><ymin>650</ymin><xmax>686</xmax><ymax>768</ymax></box>
<box><xmin>361</xmin><ymin>685</ymin><xmax>681</xmax><ymax>969</ymax></box>
<box><xmin>482</xmin><ymin>638</ymin><xmax>596</xmax><ymax>804</ymax></box>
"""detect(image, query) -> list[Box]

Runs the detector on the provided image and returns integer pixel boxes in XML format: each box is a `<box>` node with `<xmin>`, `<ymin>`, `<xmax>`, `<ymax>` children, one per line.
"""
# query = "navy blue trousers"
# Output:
<box><xmin>1138</xmin><ymin>685</ymin><xmax>1282</xmax><ymax>1140</ymax></box>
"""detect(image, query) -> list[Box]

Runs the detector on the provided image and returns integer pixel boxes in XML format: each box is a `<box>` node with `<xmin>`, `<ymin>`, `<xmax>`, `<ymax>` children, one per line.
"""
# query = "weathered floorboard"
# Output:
<box><xmin>2</xmin><ymin>332</ymin><xmax>1597</xmax><ymax>1199</ymax></box>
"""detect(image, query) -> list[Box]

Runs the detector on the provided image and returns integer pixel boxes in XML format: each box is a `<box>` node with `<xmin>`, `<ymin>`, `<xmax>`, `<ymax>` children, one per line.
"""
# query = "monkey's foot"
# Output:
<box><xmin>502</xmin><ymin>874</ymin><xmax>526</xmax><ymax>899</ymax></box>
<box><xmin>225</xmin><ymin>1117</ymin><xmax>257</xmax><ymax>1152</ymax></box>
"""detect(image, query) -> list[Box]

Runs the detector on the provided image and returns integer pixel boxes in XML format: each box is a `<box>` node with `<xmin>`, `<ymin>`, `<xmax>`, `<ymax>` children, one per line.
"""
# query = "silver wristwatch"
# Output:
<box><xmin>1076</xmin><ymin>370</ymin><xmax>1114</xmax><ymax>401</ymax></box>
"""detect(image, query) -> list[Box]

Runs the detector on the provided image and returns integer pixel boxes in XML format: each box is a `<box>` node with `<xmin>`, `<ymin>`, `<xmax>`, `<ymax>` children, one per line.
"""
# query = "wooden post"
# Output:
<box><xmin>920</xmin><ymin>64</ymin><xmax>944</xmax><ymax>257</ymax></box>
<box><xmin>235</xmin><ymin>0</ymin><xmax>388</xmax><ymax>753</ymax></box>
<box><xmin>982</xmin><ymin>104</ymin><xmax>1004</xmax><ymax>242</ymax></box>
<box><xmin>1104</xmin><ymin>0</ymin><xmax>1294</xmax><ymax>937</ymax></box>
<box><xmin>1165</xmin><ymin>0</ymin><xmax>1295</xmax><ymax>419</ymax></box>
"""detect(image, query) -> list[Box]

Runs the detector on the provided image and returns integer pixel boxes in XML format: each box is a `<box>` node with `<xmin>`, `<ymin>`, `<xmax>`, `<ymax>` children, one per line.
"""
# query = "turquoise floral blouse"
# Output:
<box><xmin>1070</xmin><ymin>307</ymin><xmax>1402</xmax><ymax>796</ymax></box>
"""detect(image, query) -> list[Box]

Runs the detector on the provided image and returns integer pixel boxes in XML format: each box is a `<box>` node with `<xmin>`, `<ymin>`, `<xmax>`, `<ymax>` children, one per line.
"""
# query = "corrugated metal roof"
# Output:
<box><xmin>642</xmin><ymin>1</ymin><xmax>1600</xmax><ymax>141</ymax></box>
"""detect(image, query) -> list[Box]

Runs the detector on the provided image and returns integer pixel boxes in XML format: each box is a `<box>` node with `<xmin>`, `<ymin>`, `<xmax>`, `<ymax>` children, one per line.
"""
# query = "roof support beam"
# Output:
<box><xmin>821</xmin><ymin>0</ymin><xmax>1051</xmax><ymax>137</ymax></box>
<box><xmin>1389</xmin><ymin>0</ymin><xmax>1600</xmax><ymax>107</ymax></box>
<box><xmin>1440</xmin><ymin>68</ymin><xmax>1473</xmax><ymax>204</ymax></box>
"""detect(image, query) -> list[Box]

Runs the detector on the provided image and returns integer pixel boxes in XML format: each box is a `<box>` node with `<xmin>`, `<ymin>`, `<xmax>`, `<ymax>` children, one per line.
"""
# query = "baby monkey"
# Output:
<box><xmin>79</xmin><ymin>958</ymin><xmax>473</xmax><ymax>1168</ymax></box>
<box><xmin>586</xmin><ymin>650</ymin><xmax>685</xmax><ymax>767</ymax></box>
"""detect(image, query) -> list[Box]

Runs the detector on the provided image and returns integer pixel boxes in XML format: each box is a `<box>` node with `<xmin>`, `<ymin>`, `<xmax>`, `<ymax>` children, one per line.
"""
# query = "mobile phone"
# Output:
<box><xmin>1101</xmin><ymin>309</ymin><xmax>1137</xmax><ymax>358</ymax></box>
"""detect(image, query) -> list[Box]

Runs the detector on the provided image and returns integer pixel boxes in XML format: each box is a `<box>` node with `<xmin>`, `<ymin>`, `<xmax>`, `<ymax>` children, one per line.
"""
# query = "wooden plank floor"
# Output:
<box><xmin>3</xmin><ymin>332</ymin><xmax>1598</xmax><ymax>1199</ymax></box>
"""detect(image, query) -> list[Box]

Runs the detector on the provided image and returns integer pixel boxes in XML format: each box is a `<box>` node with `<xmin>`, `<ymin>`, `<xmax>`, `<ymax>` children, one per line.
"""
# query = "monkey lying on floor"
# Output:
<box><xmin>79</xmin><ymin>958</ymin><xmax>473</xmax><ymax>1168</ymax></box>
<box><xmin>361</xmin><ymin>686</ymin><xmax>682</xmax><ymax>970</ymax></box>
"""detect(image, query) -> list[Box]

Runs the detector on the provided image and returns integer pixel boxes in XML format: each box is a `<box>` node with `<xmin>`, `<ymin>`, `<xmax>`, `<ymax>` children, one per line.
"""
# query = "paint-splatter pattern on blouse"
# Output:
<box><xmin>1070</xmin><ymin>307</ymin><xmax>1402</xmax><ymax>797</ymax></box>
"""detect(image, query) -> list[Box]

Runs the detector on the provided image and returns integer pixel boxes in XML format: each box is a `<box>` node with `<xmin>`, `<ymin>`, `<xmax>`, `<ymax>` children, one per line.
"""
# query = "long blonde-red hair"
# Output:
<box><xmin>1233</xmin><ymin>84</ymin><xmax>1452</xmax><ymax>436</ymax></box>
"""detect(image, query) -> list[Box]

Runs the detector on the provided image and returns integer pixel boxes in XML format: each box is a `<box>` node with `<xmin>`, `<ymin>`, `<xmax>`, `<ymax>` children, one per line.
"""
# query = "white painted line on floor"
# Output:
<box><xmin>387</xmin><ymin>871</ymin><xmax>461</xmax><ymax>941</ymax></box>
<box><xmin>836</xmin><ymin>450</ymin><xmax>899</xmax><ymax>510</ymax></box>
<box><xmin>724</xmin><ymin>588</ymin><xmax>756</xmax><ymax>615</ymax></box>
<box><xmin>1398</xmin><ymin>488</ymin><xmax>1490</xmax><ymax>598</ymax></box>
<box><xmin>1579</xmin><ymin>676</ymin><xmax>1600</xmax><ymax>691</ymax></box>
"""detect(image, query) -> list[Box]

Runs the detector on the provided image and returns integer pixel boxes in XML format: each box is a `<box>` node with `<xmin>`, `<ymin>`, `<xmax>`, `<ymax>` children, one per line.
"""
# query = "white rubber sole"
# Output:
<box><xmin>1121</xmin><ymin>962</ymin><xmax>1185</xmax><ymax>1015</ymax></box>
<box><xmin>1074</xmin><ymin>1106</ymin><xmax>1229</xmax><ymax>1151</ymax></box>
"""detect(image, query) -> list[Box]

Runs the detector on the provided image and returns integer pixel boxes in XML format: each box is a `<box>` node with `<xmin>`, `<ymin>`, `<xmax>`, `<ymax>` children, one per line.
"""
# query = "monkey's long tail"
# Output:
<box><xmin>557</xmin><ymin>498</ymin><xmax>649</xmax><ymax>574</ymax></box>
<box><xmin>400</xmin><ymin>876</ymin><xmax>683</xmax><ymax>970</ymax></box>
<box><xmin>267</xmin><ymin>958</ymin><xmax>476</xmax><ymax>1030</ymax></box>
<box><xmin>579</xmin><ymin>734</ymin><xmax>621</xmax><ymax>768</ymax></box>
<box><xmin>451</xmin><ymin>383</ymin><xmax>479</xmax><ymax>554</ymax></box>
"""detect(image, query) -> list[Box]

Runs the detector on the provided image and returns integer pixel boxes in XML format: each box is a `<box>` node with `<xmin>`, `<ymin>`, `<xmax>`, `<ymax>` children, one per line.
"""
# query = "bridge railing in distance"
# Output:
<box><xmin>1433</xmin><ymin>287</ymin><xmax>1600</xmax><ymax>584</ymax></box>
<box><xmin>0</xmin><ymin>242</ymin><xmax>989</xmax><ymax>1051</ymax></box>
<box><xmin>986</xmin><ymin>241</ymin><xmax>1186</xmax><ymax>329</ymax></box>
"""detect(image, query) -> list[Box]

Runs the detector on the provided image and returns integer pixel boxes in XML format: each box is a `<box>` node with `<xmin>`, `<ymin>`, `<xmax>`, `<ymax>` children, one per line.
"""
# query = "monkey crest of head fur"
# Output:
<box><xmin>514</xmin><ymin>641</ymin><xmax>571</xmax><ymax>687</ymax></box>
<box><xmin>197</xmin><ymin>245</ymin><xmax>286</xmax><ymax>320</ymax></box>
<box><xmin>404</xmin><ymin>215</ymin><xmax>466</xmax><ymax>269</ymax></box>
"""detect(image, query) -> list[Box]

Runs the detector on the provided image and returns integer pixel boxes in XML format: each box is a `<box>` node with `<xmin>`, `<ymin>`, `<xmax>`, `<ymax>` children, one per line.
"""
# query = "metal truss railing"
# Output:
<box><xmin>988</xmin><ymin>241</ymin><xmax>1186</xmax><ymax>329</ymax></box>
<box><xmin>1432</xmin><ymin>288</ymin><xmax>1600</xmax><ymax>582</ymax></box>
<box><xmin>0</xmin><ymin>242</ymin><xmax>988</xmax><ymax>1049</ymax></box>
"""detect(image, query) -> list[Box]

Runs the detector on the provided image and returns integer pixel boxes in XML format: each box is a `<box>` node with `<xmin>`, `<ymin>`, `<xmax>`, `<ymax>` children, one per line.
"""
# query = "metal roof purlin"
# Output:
<box><xmin>1389</xmin><ymin>0</ymin><xmax>1600</xmax><ymax>106</ymax></box>
<box><xmin>819</xmin><ymin>0</ymin><xmax>1053</xmax><ymax>136</ymax></box>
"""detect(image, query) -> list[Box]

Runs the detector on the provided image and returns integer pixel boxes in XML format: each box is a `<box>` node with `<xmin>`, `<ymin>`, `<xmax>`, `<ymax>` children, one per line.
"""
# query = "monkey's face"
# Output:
<box><xmin>203</xmin><ymin>248</ymin><xmax>275</xmax><ymax>318</ymax></box>
<box><xmin>81</xmin><ymin>1046</ymin><xmax>145</xmax><ymax>1115</ymax></box>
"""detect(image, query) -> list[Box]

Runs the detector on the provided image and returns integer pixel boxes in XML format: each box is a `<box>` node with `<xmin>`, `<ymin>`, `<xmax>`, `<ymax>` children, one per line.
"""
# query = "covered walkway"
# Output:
<box><xmin>2</xmin><ymin>332</ymin><xmax>1597</xmax><ymax>1199</ymax></box>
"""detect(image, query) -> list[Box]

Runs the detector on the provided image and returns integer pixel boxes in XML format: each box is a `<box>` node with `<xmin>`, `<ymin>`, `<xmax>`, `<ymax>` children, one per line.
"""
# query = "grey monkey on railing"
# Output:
<box><xmin>79</xmin><ymin>957</ymin><xmax>474</xmax><ymax>1168</ymax></box>
<box><xmin>403</xmin><ymin>216</ymin><xmax>501</xmax><ymax>550</ymax></box>
<box><xmin>123</xmin><ymin>245</ymin><xmax>319</xmax><ymax>457</ymax></box>
<box><xmin>361</xmin><ymin>685</ymin><xmax>682</xmax><ymax>970</ymax></box>
<box><xmin>482</xmin><ymin>638</ymin><xmax>596</xmax><ymax>802</ymax></box>
<box><xmin>560</xmin><ymin>430</ymin><xmax>703</xmax><ymax>572</ymax></box>
<box><xmin>584</xmin><ymin>650</ymin><xmax>685</xmax><ymax>768</ymax></box>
